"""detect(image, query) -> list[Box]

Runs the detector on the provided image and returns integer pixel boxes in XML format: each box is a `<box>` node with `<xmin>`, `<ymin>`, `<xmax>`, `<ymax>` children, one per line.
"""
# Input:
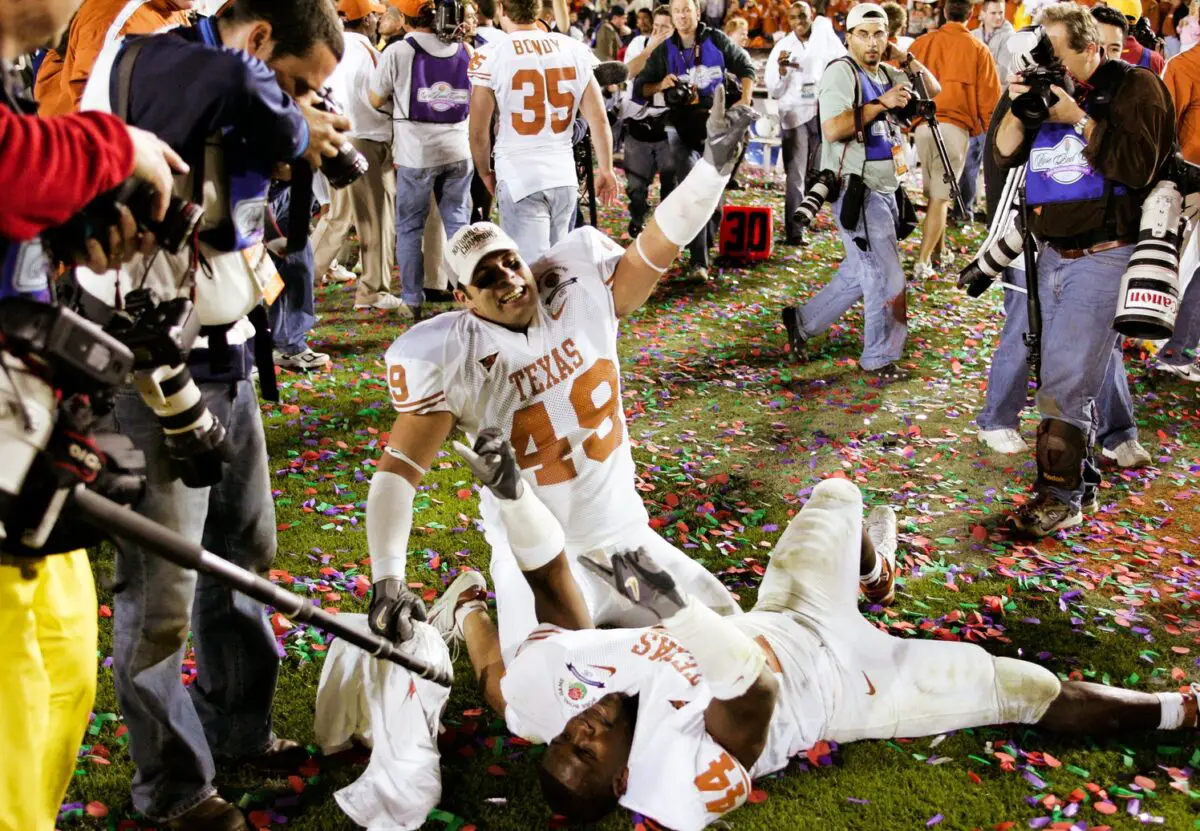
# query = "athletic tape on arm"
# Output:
<box><xmin>367</xmin><ymin>470</ymin><xmax>416</xmax><ymax>580</ymax></box>
<box><xmin>495</xmin><ymin>484</ymin><xmax>567</xmax><ymax>571</ymax></box>
<box><xmin>652</xmin><ymin>158</ymin><xmax>731</xmax><ymax>247</ymax></box>
<box><xmin>663</xmin><ymin>601</ymin><xmax>765</xmax><ymax>699</ymax></box>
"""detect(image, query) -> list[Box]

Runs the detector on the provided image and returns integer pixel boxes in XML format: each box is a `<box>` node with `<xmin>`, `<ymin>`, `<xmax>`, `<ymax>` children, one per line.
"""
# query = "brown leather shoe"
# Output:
<box><xmin>168</xmin><ymin>795</ymin><xmax>247</xmax><ymax>831</ymax></box>
<box><xmin>236</xmin><ymin>737</ymin><xmax>310</xmax><ymax>774</ymax></box>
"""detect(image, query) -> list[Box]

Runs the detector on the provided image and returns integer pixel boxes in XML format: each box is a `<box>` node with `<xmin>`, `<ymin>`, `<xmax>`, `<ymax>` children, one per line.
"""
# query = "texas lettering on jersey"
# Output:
<box><xmin>507</xmin><ymin>337</ymin><xmax>584</xmax><ymax>402</ymax></box>
<box><xmin>631</xmin><ymin>629</ymin><xmax>703</xmax><ymax>687</ymax></box>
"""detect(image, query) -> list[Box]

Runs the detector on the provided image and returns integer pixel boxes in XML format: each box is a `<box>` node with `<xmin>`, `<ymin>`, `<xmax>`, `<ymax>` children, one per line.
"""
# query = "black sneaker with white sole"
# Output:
<box><xmin>1006</xmin><ymin>493</ymin><xmax>1082</xmax><ymax>537</ymax></box>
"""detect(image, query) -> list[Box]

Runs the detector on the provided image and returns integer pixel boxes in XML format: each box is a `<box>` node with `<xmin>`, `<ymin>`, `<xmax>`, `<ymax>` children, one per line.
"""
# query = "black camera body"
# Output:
<box><xmin>664</xmin><ymin>80</ymin><xmax>698</xmax><ymax>109</ymax></box>
<box><xmin>310</xmin><ymin>90</ymin><xmax>370</xmax><ymax>188</ymax></box>
<box><xmin>105</xmin><ymin>288</ymin><xmax>200</xmax><ymax>370</ymax></box>
<box><xmin>890</xmin><ymin>96</ymin><xmax>937</xmax><ymax>128</ymax></box>
<box><xmin>43</xmin><ymin>178</ymin><xmax>204</xmax><ymax>265</ymax></box>
<box><xmin>1011</xmin><ymin>33</ymin><xmax>1075</xmax><ymax>129</ymax></box>
<box><xmin>434</xmin><ymin>0</ymin><xmax>466</xmax><ymax>42</ymax></box>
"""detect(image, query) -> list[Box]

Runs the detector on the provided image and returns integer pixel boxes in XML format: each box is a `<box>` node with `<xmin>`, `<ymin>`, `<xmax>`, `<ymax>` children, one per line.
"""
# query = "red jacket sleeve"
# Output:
<box><xmin>0</xmin><ymin>108</ymin><xmax>135</xmax><ymax>242</ymax></box>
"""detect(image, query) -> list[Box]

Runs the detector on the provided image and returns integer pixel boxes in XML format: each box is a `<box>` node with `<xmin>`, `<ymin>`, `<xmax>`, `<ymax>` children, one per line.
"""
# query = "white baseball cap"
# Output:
<box><xmin>445</xmin><ymin>222</ymin><xmax>522</xmax><ymax>287</ymax></box>
<box><xmin>845</xmin><ymin>2</ymin><xmax>888</xmax><ymax>31</ymax></box>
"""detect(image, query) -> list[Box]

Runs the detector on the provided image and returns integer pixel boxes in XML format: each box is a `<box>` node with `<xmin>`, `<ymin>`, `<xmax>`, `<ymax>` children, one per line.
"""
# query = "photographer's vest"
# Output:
<box><xmin>1025</xmin><ymin>62</ymin><xmax>1130</xmax><ymax>210</ymax></box>
<box><xmin>407</xmin><ymin>38</ymin><xmax>470</xmax><ymax>124</ymax></box>
<box><xmin>856</xmin><ymin>66</ymin><xmax>900</xmax><ymax>162</ymax></box>
<box><xmin>77</xmin><ymin>18</ymin><xmax>278</xmax><ymax>330</ymax></box>
<box><xmin>664</xmin><ymin>28</ymin><xmax>727</xmax><ymax>97</ymax></box>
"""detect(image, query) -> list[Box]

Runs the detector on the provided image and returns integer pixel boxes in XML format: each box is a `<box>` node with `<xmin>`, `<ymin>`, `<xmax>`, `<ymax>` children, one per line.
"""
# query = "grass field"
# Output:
<box><xmin>61</xmin><ymin>174</ymin><xmax>1200</xmax><ymax>831</ymax></box>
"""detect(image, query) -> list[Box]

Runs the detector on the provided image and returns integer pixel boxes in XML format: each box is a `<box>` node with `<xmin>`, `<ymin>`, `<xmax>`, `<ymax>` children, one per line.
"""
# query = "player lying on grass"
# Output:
<box><xmin>365</xmin><ymin>87</ymin><xmax>756</xmax><ymax>656</ymax></box>
<box><xmin>434</xmin><ymin>430</ymin><xmax>1200</xmax><ymax>831</ymax></box>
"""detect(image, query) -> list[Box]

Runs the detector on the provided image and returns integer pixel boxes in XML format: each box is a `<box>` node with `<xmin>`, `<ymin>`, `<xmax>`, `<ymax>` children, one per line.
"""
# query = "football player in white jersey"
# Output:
<box><xmin>365</xmin><ymin>90</ymin><xmax>755</xmax><ymax>653</ymax></box>
<box><xmin>443</xmin><ymin>433</ymin><xmax>1200</xmax><ymax>831</ymax></box>
<box><xmin>467</xmin><ymin>0</ymin><xmax>619</xmax><ymax>262</ymax></box>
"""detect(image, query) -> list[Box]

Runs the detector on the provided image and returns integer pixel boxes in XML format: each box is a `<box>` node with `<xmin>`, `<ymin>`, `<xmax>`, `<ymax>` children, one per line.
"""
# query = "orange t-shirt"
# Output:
<box><xmin>36</xmin><ymin>0</ymin><xmax>191</xmax><ymax>117</ymax></box>
<box><xmin>908</xmin><ymin>21</ymin><xmax>1002</xmax><ymax>136</ymax></box>
<box><xmin>1164</xmin><ymin>47</ymin><xmax>1200</xmax><ymax>164</ymax></box>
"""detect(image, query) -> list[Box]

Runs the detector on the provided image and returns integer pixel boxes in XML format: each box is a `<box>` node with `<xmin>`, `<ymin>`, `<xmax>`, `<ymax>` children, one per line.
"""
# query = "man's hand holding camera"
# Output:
<box><xmin>1005</xmin><ymin>74</ymin><xmax>1085</xmax><ymax>127</ymax></box>
<box><xmin>298</xmin><ymin>93</ymin><xmax>353</xmax><ymax>171</ymax></box>
<box><xmin>876</xmin><ymin>83</ymin><xmax>914</xmax><ymax>112</ymax></box>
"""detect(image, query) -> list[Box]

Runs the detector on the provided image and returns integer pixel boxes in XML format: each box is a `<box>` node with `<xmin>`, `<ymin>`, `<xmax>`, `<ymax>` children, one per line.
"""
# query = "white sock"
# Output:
<box><xmin>1156</xmin><ymin>692</ymin><xmax>1185</xmax><ymax>729</ymax></box>
<box><xmin>454</xmin><ymin>600</ymin><xmax>487</xmax><ymax>636</ymax></box>
<box><xmin>860</xmin><ymin>555</ymin><xmax>883</xmax><ymax>585</ymax></box>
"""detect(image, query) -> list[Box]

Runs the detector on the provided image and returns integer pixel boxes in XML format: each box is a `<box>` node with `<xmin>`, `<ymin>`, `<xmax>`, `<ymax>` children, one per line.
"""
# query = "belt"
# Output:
<box><xmin>1048</xmin><ymin>239</ymin><xmax>1133</xmax><ymax>260</ymax></box>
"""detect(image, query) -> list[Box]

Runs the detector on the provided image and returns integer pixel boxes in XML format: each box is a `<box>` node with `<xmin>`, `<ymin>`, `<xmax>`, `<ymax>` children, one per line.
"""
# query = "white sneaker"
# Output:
<box><xmin>912</xmin><ymin>261</ymin><xmax>936</xmax><ymax>280</ymax></box>
<box><xmin>354</xmin><ymin>294</ymin><xmax>414</xmax><ymax>317</ymax></box>
<box><xmin>1155</xmin><ymin>359</ymin><xmax>1200</xmax><ymax>383</ymax></box>
<box><xmin>1101</xmin><ymin>438</ymin><xmax>1152</xmax><ymax>469</ymax></box>
<box><xmin>427</xmin><ymin>570</ymin><xmax>488</xmax><ymax>647</ymax></box>
<box><xmin>325</xmin><ymin>261</ymin><xmax>356</xmax><ymax>283</ymax></box>
<box><xmin>978</xmin><ymin>428</ymin><xmax>1028</xmax><ymax>454</ymax></box>
<box><xmin>274</xmin><ymin>348</ymin><xmax>330</xmax><ymax>371</ymax></box>
<box><xmin>862</xmin><ymin>505</ymin><xmax>898</xmax><ymax>606</ymax></box>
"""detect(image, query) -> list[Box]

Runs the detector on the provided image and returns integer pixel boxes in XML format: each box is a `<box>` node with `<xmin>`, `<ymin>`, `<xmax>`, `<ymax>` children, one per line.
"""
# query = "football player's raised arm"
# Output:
<box><xmin>454</xmin><ymin>431</ymin><xmax>595</xmax><ymax>632</ymax></box>
<box><xmin>609</xmin><ymin>87</ymin><xmax>756</xmax><ymax>317</ymax></box>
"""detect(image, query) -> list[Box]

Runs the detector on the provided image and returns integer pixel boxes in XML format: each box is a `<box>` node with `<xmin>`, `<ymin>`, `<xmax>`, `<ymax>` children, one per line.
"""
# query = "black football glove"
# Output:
<box><xmin>579</xmin><ymin>546</ymin><xmax>686</xmax><ymax>621</ymax></box>
<box><xmin>368</xmin><ymin>578</ymin><xmax>428</xmax><ymax>643</ymax></box>
<box><xmin>452</xmin><ymin>428</ymin><xmax>524</xmax><ymax>500</ymax></box>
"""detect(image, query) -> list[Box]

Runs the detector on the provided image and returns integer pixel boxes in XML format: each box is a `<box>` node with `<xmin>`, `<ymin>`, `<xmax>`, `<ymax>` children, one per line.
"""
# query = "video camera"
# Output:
<box><xmin>0</xmin><ymin>296</ymin><xmax>450</xmax><ymax>684</ymax></box>
<box><xmin>1010</xmin><ymin>32</ymin><xmax>1074</xmax><ymax>130</ymax></box>
<box><xmin>433</xmin><ymin>0</ymin><xmax>466</xmax><ymax>42</ymax></box>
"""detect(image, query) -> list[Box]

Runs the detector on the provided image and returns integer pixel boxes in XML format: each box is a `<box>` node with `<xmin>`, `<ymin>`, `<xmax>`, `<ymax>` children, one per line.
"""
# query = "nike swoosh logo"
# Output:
<box><xmin>548</xmin><ymin>299</ymin><xmax>568</xmax><ymax>321</ymax></box>
<box><xmin>863</xmin><ymin>671</ymin><xmax>876</xmax><ymax>696</ymax></box>
<box><xmin>588</xmin><ymin>665</ymin><xmax>617</xmax><ymax>677</ymax></box>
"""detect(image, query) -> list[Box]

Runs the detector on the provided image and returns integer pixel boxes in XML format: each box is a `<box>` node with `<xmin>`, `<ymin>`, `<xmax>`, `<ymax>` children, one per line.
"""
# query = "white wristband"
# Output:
<box><xmin>496</xmin><ymin>484</ymin><xmax>566</xmax><ymax>571</ymax></box>
<box><xmin>652</xmin><ymin>158</ymin><xmax>730</xmax><ymax>247</ymax></box>
<box><xmin>366</xmin><ymin>470</ymin><xmax>416</xmax><ymax>580</ymax></box>
<box><xmin>663</xmin><ymin>601</ymin><xmax>765</xmax><ymax>699</ymax></box>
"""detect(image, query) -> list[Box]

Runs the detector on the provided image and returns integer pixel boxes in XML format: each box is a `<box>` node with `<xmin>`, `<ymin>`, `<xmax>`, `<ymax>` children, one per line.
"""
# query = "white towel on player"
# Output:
<box><xmin>314</xmin><ymin>615</ymin><xmax>453</xmax><ymax>831</ymax></box>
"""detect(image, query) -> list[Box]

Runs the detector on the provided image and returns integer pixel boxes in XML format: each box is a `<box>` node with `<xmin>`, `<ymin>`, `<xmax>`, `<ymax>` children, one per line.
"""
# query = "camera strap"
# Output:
<box><xmin>113</xmin><ymin>37</ymin><xmax>149</xmax><ymax>126</ymax></box>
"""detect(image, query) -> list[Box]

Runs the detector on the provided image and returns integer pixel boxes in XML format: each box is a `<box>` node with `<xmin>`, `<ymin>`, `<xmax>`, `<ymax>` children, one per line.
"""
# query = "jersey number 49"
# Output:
<box><xmin>511</xmin><ymin>358</ymin><xmax>623</xmax><ymax>486</ymax></box>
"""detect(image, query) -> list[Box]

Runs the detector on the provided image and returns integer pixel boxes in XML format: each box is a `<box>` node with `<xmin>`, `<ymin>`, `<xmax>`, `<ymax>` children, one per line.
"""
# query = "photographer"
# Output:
<box><xmin>70</xmin><ymin>1</ymin><xmax>352</xmax><ymax>828</ymax></box>
<box><xmin>992</xmin><ymin>2</ymin><xmax>1174</xmax><ymax>536</ymax></box>
<box><xmin>780</xmin><ymin>3</ymin><xmax>939</xmax><ymax>381</ymax></box>
<box><xmin>0</xmin><ymin>4</ymin><xmax>184</xmax><ymax>830</ymax></box>
<box><xmin>622</xmin><ymin>4</ymin><xmax>677</xmax><ymax>239</ymax></box>
<box><xmin>634</xmin><ymin>0</ymin><xmax>756</xmax><ymax>279</ymax></box>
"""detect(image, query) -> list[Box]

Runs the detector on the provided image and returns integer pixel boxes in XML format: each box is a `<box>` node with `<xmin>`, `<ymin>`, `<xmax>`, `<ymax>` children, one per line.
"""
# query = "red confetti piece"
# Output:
<box><xmin>748</xmin><ymin>789</ymin><xmax>768</xmax><ymax>804</ymax></box>
<box><xmin>487</xmin><ymin>764</ymin><xmax>507</xmax><ymax>776</ymax></box>
<box><xmin>85</xmin><ymin>802</ymin><xmax>108</xmax><ymax>818</ymax></box>
<box><xmin>1094</xmin><ymin>802</ymin><xmax>1117</xmax><ymax>815</ymax></box>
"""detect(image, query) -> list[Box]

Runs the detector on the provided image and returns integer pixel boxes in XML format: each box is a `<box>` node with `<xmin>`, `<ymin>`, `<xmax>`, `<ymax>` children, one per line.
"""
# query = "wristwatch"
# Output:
<box><xmin>1073</xmin><ymin>114</ymin><xmax>1091</xmax><ymax>136</ymax></box>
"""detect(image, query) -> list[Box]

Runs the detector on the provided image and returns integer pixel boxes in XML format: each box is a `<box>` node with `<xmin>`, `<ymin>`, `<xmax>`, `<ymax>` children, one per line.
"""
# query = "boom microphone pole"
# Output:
<box><xmin>1018</xmin><ymin>184</ymin><xmax>1042</xmax><ymax>387</ymax></box>
<box><xmin>70</xmin><ymin>485</ymin><xmax>453</xmax><ymax>687</ymax></box>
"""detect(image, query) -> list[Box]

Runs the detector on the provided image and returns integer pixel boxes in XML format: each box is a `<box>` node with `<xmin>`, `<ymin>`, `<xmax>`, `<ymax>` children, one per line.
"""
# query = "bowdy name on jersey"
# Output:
<box><xmin>383</xmin><ymin>228</ymin><xmax>648</xmax><ymax>548</ymax></box>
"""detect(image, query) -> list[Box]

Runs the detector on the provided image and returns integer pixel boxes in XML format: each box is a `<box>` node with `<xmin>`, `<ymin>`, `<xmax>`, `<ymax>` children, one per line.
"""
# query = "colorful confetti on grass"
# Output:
<box><xmin>63</xmin><ymin>169</ymin><xmax>1200</xmax><ymax>829</ymax></box>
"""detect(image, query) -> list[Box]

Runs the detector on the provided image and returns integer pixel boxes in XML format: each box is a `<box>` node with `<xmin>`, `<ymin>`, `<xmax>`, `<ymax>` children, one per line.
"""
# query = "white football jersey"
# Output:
<box><xmin>384</xmin><ymin>227</ymin><xmax>647</xmax><ymax>549</ymax></box>
<box><xmin>501</xmin><ymin>614</ymin><xmax>835</xmax><ymax>831</ymax></box>
<box><xmin>468</xmin><ymin>30</ymin><xmax>594</xmax><ymax>202</ymax></box>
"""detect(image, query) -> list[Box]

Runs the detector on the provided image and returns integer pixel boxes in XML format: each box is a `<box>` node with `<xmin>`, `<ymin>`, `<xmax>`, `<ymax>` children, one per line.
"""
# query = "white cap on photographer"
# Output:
<box><xmin>845</xmin><ymin>3</ymin><xmax>888</xmax><ymax>31</ymax></box>
<box><xmin>444</xmin><ymin>222</ymin><xmax>522</xmax><ymax>288</ymax></box>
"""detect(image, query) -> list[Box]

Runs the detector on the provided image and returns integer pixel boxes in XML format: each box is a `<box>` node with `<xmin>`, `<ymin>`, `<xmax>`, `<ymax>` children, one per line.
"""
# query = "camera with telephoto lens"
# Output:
<box><xmin>103</xmin><ymin>288</ymin><xmax>233</xmax><ymax>488</ymax></box>
<box><xmin>1011</xmin><ymin>32</ymin><xmax>1075</xmax><ymax>130</ymax></box>
<box><xmin>791</xmin><ymin>169</ymin><xmax>842</xmax><ymax>230</ymax></box>
<box><xmin>42</xmin><ymin>178</ymin><xmax>204</xmax><ymax>265</ymax></box>
<box><xmin>1113</xmin><ymin>156</ymin><xmax>1200</xmax><ymax>339</ymax></box>
<box><xmin>957</xmin><ymin>209</ymin><xmax>1027</xmax><ymax>297</ymax></box>
<box><xmin>310</xmin><ymin>89</ymin><xmax>369</xmax><ymax>189</ymax></box>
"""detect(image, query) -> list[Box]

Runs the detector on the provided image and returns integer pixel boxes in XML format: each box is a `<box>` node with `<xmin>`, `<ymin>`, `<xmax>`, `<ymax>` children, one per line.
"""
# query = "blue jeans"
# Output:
<box><xmin>1159</xmin><ymin>263</ymin><xmax>1200</xmax><ymax>366</ymax></box>
<box><xmin>796</xmin><ymin>187</ymin><xmax>907</xmax><ymax>370</ymax></box>
<box><xmin>267</xmin><ymin>241</ymin><xmax>316</xmax><ymax>355</ymax></box>
<box><xmin>395</xmin><ymin>160</ymin><xmax>473</xmax><ymax>307</ymax></box>
<box><xmin>958</xmin><ymin>133</ymin><xmax>986</xmax><ymax>217</ymax></box>
<box><xmin>666</xmin><ymin>126</ymin><xmax>718</xmax><ymax>268</ymax></box>
<box><xmin>498</xmin><ymin>181</ymin><xmax>578</xmax><ymax>264</ymax></box>
<box><xmin>977</xmin><ymin>267</ymin><xmax>1136</xmax><ymax>451</ymax></box>
<box><xmin>110</xmin><ymin>379</ymin><xmax>279</xmax><ymax>821</ymax></box>
<box><xmin>1035</xmin><ymin>245</ymin><xmax>1131</xmax><ymax>509</ymax></box>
